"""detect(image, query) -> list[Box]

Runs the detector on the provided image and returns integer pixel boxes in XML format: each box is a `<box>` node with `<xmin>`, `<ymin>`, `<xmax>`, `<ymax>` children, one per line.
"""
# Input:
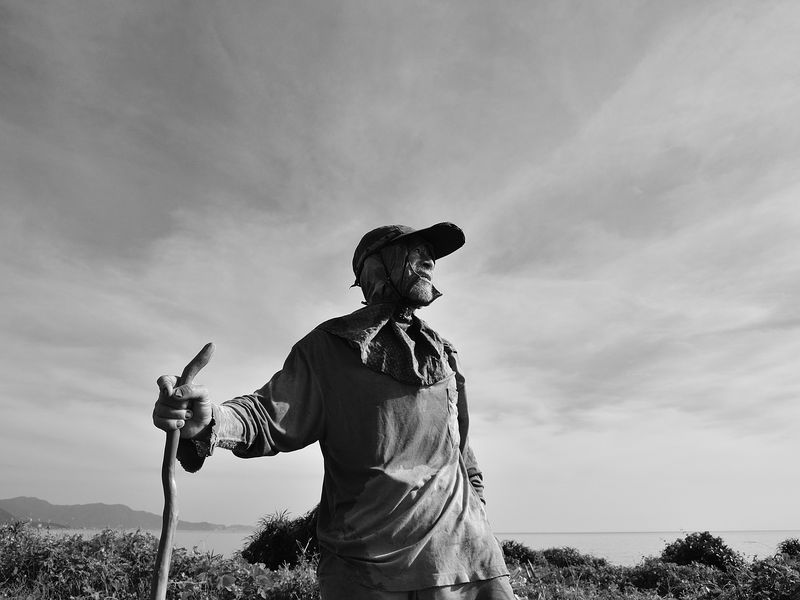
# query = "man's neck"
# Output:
<box><xmin>393</xmin><ymin>305</ymin><xmax>416</xmax><ymax>323</ymax></box>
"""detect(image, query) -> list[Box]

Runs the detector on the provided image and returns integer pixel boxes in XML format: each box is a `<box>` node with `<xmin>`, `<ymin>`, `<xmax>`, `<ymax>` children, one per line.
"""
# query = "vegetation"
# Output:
<box><xmin>0</xmin><ymin>521</ymin><xmax>318</xmax><ymax>600</ymax></box>
<box><xmin>241</xmin><ymin>507</ymin><xmax>319</xmax><ymax>569</ymax></box>
<box><xmin>502</xmin><ymin>532</ymin><xmax>800</xmax><ymax>600</ymax></box>
<box><xmin>660</xmin><ymin>531</ymin><xmax>743</xmax><ymax>573</ymax></box>
<box><xmin>3</xmin><ymin>521</ymin><xmax>800</xmax><ymax>599</ymax></box>
<box><xmin>778</xmin><ymin>538</ymin><xmax>800</xmax><ymax>558</ymax></box>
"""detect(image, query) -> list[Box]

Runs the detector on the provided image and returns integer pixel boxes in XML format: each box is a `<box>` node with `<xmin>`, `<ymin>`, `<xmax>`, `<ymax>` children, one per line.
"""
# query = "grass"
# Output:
<box><xmin>2</xmin><ymin>522</ymin><xmax>800</xmax><ymax>599</ymax></box>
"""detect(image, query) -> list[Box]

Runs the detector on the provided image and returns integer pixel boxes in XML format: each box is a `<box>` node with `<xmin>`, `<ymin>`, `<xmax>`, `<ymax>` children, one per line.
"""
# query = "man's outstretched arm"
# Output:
<box><xmin>153</xmin><ymin>339</ymin><xmax>325</xmax><ymax>471</ymax></box>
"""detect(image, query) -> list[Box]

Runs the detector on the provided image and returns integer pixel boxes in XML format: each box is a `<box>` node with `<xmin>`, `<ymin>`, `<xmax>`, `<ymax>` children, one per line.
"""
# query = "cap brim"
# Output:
<box><xmin>351</xmin><ymin>222</ymin><xmax>465</xmax><ymax>286</ymax></box>
<box><xmin>396</xmin><ymin>222</ymin><xmax>465</xmax><ymax>261</ymax></box>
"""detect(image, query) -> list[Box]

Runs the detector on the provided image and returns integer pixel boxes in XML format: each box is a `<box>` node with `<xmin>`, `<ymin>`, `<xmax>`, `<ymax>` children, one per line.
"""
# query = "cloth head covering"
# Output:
<box><xmin>352</xmin><ymin>222</ymin><xmax>465</xmax><ymax>285</ymax></box>
<box><xmin>358</xmin><ymin>243</ymin><xmax>442</xmax><ymax>306</ymax></box>
<box><xmin>319</xmin><ymin>225</ymin><xmax>464</xmax><ymax>385</ymax></box>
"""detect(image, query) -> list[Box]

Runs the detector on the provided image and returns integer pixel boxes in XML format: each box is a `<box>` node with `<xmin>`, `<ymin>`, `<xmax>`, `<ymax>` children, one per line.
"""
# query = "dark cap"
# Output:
<box><xmin>352</xmin><ymin>222</ymin><xmax>465</xmax><ymax>284</ymax></box>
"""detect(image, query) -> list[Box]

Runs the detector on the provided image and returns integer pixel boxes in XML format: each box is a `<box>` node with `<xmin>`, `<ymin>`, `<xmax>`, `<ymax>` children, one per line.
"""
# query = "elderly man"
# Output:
<box><xmin>153</xmin><ymin>222</ymin><xmax>514</xmax><ymax>600</ymax></box>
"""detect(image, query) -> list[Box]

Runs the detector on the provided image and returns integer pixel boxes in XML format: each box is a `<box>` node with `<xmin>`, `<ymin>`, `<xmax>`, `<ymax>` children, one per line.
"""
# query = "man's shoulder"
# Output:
<box><xmin>294</xmin><ymin>325</ymin><xmax>342</xmax><ymax>348</ymax></box>
<box><xmin>292</xmin><ymin>310</ymin><xmax>367</xmax><ymax>351</ymax></box>
<box><xmin>281</xmin><ymin>313</ymin><xmax>367</xmax><ymax>372</ymax></box>
<box><xmin>314</xmin><ymin>305</ymin><xmax>387</xmax><ymax>344</ymax></box>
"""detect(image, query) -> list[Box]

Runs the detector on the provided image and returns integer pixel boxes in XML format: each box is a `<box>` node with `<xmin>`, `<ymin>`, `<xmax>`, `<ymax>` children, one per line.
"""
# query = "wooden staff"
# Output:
<box><xmin>151</xmin><ymin>342</ymin><xmax>215</xmax><ymax>600</ymax></box>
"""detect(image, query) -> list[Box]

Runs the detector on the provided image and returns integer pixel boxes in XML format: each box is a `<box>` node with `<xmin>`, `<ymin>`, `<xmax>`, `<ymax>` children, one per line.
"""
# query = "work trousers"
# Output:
<box><xmin>319</xmin><ymin>574</ymin><xmax>517</xmax><ymax>600</ymax></box>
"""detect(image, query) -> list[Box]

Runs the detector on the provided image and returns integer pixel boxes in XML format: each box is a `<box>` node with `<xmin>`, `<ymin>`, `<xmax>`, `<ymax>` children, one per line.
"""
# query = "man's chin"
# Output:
<box><xmin>403</xmin><ymin>281</ymin><xmax>437</xmax><ymax>307</ymax></box>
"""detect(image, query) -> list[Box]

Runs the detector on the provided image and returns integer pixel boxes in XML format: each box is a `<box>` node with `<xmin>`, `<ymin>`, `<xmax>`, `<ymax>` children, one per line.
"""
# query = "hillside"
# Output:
<box><xmin>0</xmin><ymin>507</ymin><xmax>16</xmax><ymax>524</ymax></box>
<box><xmin>0</xmin><ymin>497</ymin><xmax>250</xmax><ymax>531</ymax></box>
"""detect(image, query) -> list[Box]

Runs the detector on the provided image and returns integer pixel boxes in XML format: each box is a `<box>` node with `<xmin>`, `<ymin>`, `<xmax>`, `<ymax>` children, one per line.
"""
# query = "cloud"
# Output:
<box><xmin>477</xmin><ymin>406</ymin><xmax>799</xmax><ymax>532</ymax></box>
<box><xmin>471</xmin><ymin>0</ymin><xmax>800</xmax><ymax>275</ymax></box>
<box><xmin>453</xmin><ymin>186</ymin><xmax>800</xmax><ymax>437</ymax></box>
<box><xmin>4</xmin><ymin>1</ymin><xmax>800</xmax><ymax>530</ymax></box>
<box><xmin>420</xmin><ymin>2</ymin><xmax>800</xmax><ymax>446</ymax></box>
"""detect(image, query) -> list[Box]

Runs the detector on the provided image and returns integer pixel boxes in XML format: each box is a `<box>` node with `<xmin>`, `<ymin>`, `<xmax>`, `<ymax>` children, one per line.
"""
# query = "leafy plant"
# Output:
<box><xmin>241</xmin><ymin>506</ymin><xmax>319</xmax><ymax>569</ymax></box>
<box><xmin>660</xmin><ymin>531</ymin><xmax>743</xmax><ymax>572</ymax></box>
<box><xmin>777</xmin><ymin>538</ymin><xmax>800</xmax><ymax>558</ymax></box>
<box><xmin>626</xmin><ymin>556</ymin><xmax>726</xmax><ymax>598</ymax></box>
<box><xmin>0</xmin><ymin>522</ymin><xmax>320</xmax><ymax>600</ymax></box>
<box><xmin>738</xmin><ymin>555</ymin><xmax>800</xmax><ymax>600</ymax></box>
<box><xmin>501</xmin><ymin>539</ymin><xmax>544</xmax><ymax>565</ymax></box>
<box><xmin>543</xmin><ymin>546</ymin><xmax>608</xmax><ymax>569</ymax></box>
<box><xmin>7</xmin><ymin>521</ymin><xmax>800</xmax><ymax>600</ymax></box>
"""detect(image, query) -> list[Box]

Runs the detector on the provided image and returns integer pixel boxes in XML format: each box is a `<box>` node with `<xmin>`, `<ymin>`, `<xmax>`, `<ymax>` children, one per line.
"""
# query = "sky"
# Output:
<box><xmin>3</xmin><ymin>0</ymin><xmax>800</xmax><ymax>534</ymax></box>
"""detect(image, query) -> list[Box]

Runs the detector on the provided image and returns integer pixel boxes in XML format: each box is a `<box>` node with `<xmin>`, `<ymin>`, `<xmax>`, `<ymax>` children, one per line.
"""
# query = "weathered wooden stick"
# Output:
<box><xmin>150</xmin><ymin>342</ymin><xmax>215</xmax><ymax>600</ymax></box>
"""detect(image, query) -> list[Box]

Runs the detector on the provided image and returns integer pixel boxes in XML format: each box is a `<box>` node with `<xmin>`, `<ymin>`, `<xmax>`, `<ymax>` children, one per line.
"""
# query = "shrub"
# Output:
<box><xmin>501</xmin><ymin>542</ymin><xmax>626</xmax><ymax>592</ymax></box>
<box><xmin>501</xmin><ymin>539</ymin><xmax>543</xmax><ymax>565</ymax></box>
<box><xmin>0</xmin><ymin>522</ymin><xmax>321</xmax><ymax>600</ymax></box>
<box><xmin>625</xmin><ymin>556</ymin><xmax>725</xmax><ymax>598</ymax></box>
<box><xmin>543</xmin><ymin>546</ymin><xmax>608</xmax><ymax>569</ymax></box>
<box><xmin>12</xmin><ymin>520</ymin><xmax>800</xmax><ymax>600</ymax></box>
<box><xmin>660</xmin><ymin>531</ymin><xmax>743</xmax><ymax>572</ymax></box>
<box><xmin>778</xmin><ymin>538</ymin><xmax>800</xmax><ymax>558</ymax></box>
<box><xmin>0</xmin><ymin>523</ymin><xmax>166</xmax><ymax>599</ymax></box>
<box><xmin>241</xmin><ymin>506</ymin><xmax>319</xmax><ymax>569</ymax></box>
<box><xmin>738</xmin><ymin>556</ymin><xmax>800</xmax><ymax>600</ymax></box>
<box><xmin>253</xmin><ymin>553</ymin><xmax>320</xmax><ymax>600</ymax></box>
<box><xmin>0</xmin><ymin>521</ymin><xmax>51</xmax><ymax>585</ymax></box>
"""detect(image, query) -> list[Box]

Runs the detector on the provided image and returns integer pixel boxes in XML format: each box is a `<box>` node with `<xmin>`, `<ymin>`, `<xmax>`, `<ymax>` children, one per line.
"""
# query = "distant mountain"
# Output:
<box><xmin>0</xmin><ymin>497</ymin><xmax>251</xmax><ymax>532</ymax></box>
<box><xmin>0</xmin><ymin>507</ymin><xmax>17</xmax><ymax>524</ymax></box>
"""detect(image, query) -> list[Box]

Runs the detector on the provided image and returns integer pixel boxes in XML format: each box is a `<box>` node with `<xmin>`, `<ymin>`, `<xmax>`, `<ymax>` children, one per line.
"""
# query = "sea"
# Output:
<box><xmin>47</xmin><ymin>528</ymin><xmax>800</xmax><ymax>566</ymax></box>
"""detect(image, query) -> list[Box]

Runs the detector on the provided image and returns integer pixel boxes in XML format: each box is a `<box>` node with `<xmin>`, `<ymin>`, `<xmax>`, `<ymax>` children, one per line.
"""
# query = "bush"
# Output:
<box><xmin>501</xmin><ymin>539</ymin><xmax>543</xmax><ymax>565</ymax></box>
<box><xmin>778</xmin><ymin>538</ymin><xmax>800</xmax><ymax>558</ymax></box>
<box><xmin>737</xmin><ymin>555</ymin><xmax>800</xmax><ymax>600</ymax></box>
<box><xmin>660</xmin><ymin>531</ymin><xmax>743</xmax><ymax>572</ymax></box>
<box><xmin>0</xmin><ymin>522</ymin><xmax>166</xmax><ymax>599</ymax></box>
<box><xmin>241</xmin><ymin>506</ymin><xmax>319</xmax><ymax>569</ymax></box>
<box><xmin>625</xmin><ymin>556</ymin><xmax>726</xmax><ymax>598</ymax></box>
<box><xmin>543</xmin><ymin>546</ymin><xmax>608</xmax><ymax>569</ymax></box>
<box><xmin>10</xmin><ymin>520</ymin><xmax>800</xmax><ymax>600</ymax></box>
<box><xmin>0</xmin><ymin>521</ymin><xmax>320</xmax><ymax>600</ymax></box>
<box><xmin>500</xmin><ymin>540</ymin><xmax>627</xmax><ymax>595</ymax></box>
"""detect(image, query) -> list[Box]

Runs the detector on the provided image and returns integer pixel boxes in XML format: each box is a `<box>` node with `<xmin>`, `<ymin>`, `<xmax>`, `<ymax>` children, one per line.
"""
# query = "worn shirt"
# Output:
<box><xmin>206</xmin><ymin>327</ymin><xmax>508</xmax><ymax>591</ymax></box>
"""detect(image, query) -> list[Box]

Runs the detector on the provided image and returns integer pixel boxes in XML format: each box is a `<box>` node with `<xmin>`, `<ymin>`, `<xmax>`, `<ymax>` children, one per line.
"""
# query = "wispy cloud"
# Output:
<box><xmin>3</xmin><ymin>0</ymin><xmax>800</xmax><ymax>531</ymax></box>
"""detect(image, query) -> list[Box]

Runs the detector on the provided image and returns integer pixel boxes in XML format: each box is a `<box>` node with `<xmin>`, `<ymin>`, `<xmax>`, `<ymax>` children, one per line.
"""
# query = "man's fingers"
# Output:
<box><xmin>171</xmin><ymin>383</ymin><xmax>209</xmax><ymax>402</ymax></box>
<box><xmin>153</xmin><ymin>377</ymin><xmax>207</xmax><ymax>432</ymax></box>
<box><xmin>153</xmin><ymin>403</ymin><xmax>194</xmax><ymax>421</ymax></box>
<box><xmin>156</xmin><ymin>374</ymin><xmax>177</xmax><ymax>389</ymax></box>
<box><xmin>153</xmin><ymin>416</ymin><xmax>186</xmax><ymax>431</ymax></box>
<box><xmin>152</xmin><ymin>401</ymin><xmax>194</xmax><ymax>430</ymax></box>
<box><xmin>156</xmin><ymin>383</ymin><xmax>209</xmax><ymax>411</ymax></box>
<box><xmin>156</xmin><ymin>375</ymin><xmax>178</xmax><ymax>400</ymax></box>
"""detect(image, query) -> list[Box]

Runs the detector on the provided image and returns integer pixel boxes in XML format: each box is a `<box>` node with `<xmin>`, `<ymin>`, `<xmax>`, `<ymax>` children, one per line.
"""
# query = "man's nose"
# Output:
<box><xmin>417</xmin><ymin>253</ymin><xmax>434</xmax><ymax>268</ymax></box>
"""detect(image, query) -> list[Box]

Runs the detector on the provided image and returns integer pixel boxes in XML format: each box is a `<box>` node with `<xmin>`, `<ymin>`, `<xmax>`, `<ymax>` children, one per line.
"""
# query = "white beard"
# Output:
<box><xmin>403</xmin><ymin>277</ymin><xmax>435</xmax><ymax>307</ymax></box>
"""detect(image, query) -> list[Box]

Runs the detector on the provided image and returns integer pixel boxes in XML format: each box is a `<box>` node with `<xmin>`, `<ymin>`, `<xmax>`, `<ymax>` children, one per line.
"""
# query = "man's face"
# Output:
<box><xmin>400</xmin><ymin>235</ymin><xmax>436</xmax><ymax>306</ymax></box>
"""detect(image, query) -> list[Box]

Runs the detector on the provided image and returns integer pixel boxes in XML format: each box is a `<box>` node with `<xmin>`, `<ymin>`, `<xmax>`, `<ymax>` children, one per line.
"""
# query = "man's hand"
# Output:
<box><xmin>152</xmin><ymin>375</ymin><xmax>213</xmax><ymax>439</ymax></box>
